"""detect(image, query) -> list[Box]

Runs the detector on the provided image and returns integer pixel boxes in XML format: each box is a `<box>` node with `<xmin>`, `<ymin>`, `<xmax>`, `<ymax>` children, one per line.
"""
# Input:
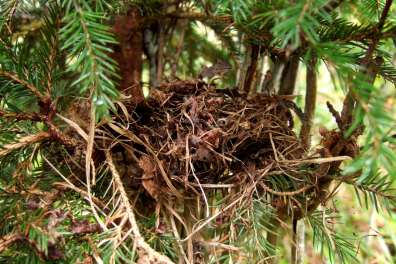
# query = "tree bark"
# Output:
<box><xmin>244</xmin><ymin>44</ymin><xmax>260</xmax><ymax>95</ymax></box>
<box><xmin>112</xmin><ymin>8</ymin><xmax>144</xmax><ymax>105</ymax></box>
<box><xmin>278</xmin><ymin>54</ymin><xmax>299</xmax><ymax>95</ymax></box>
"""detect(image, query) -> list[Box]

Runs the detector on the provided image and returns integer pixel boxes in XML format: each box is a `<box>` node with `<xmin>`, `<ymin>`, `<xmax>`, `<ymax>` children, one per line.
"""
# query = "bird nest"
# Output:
<box><xmin>103</xmin><ymin>79</ymin><xmax>313</xmax><ymax>211</ymax></box>
<box><xmin>17</xmin><ymin>78</ymin><xmax>355</xmax><ymax>262</ymax></box>
<box><xmin>62</xmin><ymin>78</ymin><xmax>359</xmax><ymax>263</ymax></box>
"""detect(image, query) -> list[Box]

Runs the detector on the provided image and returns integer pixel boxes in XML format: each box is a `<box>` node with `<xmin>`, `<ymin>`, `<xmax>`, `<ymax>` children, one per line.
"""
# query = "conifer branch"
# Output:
<box><xmin>341</xmin><ymin>0</ymin><xmax>393</xmax><ymax>128</ymax></box>
<box><xmin>0</xmin><ymin>70</ymin><xmax>49</xmax><ymax>105</ymax></box>
<box><xmin>0</xmin><ymin>132</ymin><xmax>50</xmax><ymax>157</ymax></box>
<box><xmin>0</xmin><ymin>232</ymin><xmax>22</xmax><ymax>253</ymax></box>
<box><xmin>0</xmin><ymin>109</ymin><xmax>42</xmax><ymax>122</ymax></box>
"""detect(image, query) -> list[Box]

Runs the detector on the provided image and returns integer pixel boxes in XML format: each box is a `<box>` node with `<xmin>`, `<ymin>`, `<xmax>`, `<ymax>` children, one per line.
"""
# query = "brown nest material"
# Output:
<box><xmin>106</xmin><ymin>79</ymin><xmax>308</xmax><ymax>202</ymax></box>
<box><xmin>22</xmin><ymin>79</ymin><xmax>358</xmax><ymax>262</ymax></box>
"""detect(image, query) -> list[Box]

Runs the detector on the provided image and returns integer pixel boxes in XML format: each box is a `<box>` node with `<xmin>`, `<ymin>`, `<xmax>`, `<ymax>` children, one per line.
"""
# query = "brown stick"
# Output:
<box><xmin>299</xmin><ymin>56</ymin><xmax>317</xmax><ymax>149</ymax></box>
<box><xmin>294</xmin><ymin>57</ymin><xmax>316</xmax><ymax>263</ymax></box>
<box><xmin>0</xmin><ymin>109</ymin><xmax>42</xmax><ymax>122</ymax></box>
<box><xmin>291</xmin><ymin>218</ymin><xmax>298</xmax><ymax>264</ymax></box>
<box><xmin>237</xmin><ymin>41</ymin><xmax>250</xmax><ymax>92</ymax></box>
<box><xmin>0</xmin><ymin>232</ymin><xmax>22</xmax><ymax>252</ymax></box>
<box><xmin>157</xmin><ymin>25</ymin><xmax>166</xmax><ymax>84</ymax></box>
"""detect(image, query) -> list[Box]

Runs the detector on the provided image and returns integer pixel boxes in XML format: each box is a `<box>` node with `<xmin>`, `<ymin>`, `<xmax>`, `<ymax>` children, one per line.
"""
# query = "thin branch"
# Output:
<box><xmin>171</xmin><ymin>20</ymin><xmax>188</xmax><ymax>76</ymax></box>
<box><xmin>341</xmin><ymin>0</ymin><xmax>393</xmax><ymax>127</ymax></box>
<box><xmin>0</xmin><ymin>232</ymin><xmax>22</xmax><ymax>253</ymax></box>
<box><xmin>0</xmin><ymin>70</ymin><xmax>49</xmax><ymax>104</ymax></box>
<box><xmin>0</xmin><ymin>109</ymin><xmax>42</xmax><ymax>122</ymax></box>
<box><xmin>0</xmin><ymin>110</ymin><xmax>78</xmax><ymax>148</ymax></box>
<box><xmin>300</xmin><ymin>56</ymin><xmax>317</xmax><ymax>149</ymax></box>
<box><xmin>259</xmin><ymin>182</ymin><xmax>313</xmax><ymax>196</ymax></box>
<box><xmin>326</xmin><ymin>101</ymin><xmax>343</xmax><ymax>130</ymax></box>
<box><xmin>164</xmin><ymin>12</ymin><xmax>232</xmax><ymax>24</ymax></box>
<box><xmin>291</xmin><ymin>219</ymin><xmax>305</xmax><ymax>264</ymax></box>
<box><xmin>156</xmin><ymin>25</ymin><xmax>166</xmax><ymax>85</ymax></box>
<box><xmin>0</xmin><ymin>132</ymin><xmax>50</xmax><ymax>157</ymax></box>
<box><xmin>361</xmin><ymin>0</ymin><xmax>393</xmax><ymax>63</ymax></box>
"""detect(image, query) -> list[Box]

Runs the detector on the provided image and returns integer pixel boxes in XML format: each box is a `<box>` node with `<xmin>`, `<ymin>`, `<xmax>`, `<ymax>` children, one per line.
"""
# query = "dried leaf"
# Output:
<box><xmin>196</xmin><ymin>146</ymin><xmax>212</xmax><ymax>162</ymax></box>
<box><xmin>139</xmin><ymin>156</ymin><xmax>160</xmax><ymax>199</ymax></box>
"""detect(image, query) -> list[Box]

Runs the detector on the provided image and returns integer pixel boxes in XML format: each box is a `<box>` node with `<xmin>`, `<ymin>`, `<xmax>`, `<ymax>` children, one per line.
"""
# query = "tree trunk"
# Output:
<box><xmin>112</xmin><ymin>8</ymin><xmax>144</xmax><ymax>105</ymax></box>
<box><xmin>244</xmin><ymin>44</ymin><xmax>260</xmax><ymax>95</ymax></box>
<box><xmin>278</xmin><ymin>54</ymin><xmax>299</xmax><ymax>95</ymax></box>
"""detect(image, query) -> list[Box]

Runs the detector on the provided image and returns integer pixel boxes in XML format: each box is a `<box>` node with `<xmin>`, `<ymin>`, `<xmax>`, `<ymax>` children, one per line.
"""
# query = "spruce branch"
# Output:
<box><xmin>61</xmin><ymin>0</ymin><xmax>119</xmax><ymax>117</ymax></box>
<box><xmin>363</xmin><ymin>0</ymin><xmax>393</xmax><ymax>63</ymax></box>
<box><xmin>355</xmin><ymin>183</ymin><xmax>396</xmax><ymax>202</ymax></box>
<box><xmin>0</xmin><ymin>132</ymin><xmax>50</xmax><ymax>157</ymax></box>
<box><xmin>0</xmin><ymin>0</ymin><xmax>19</xmax><ymax>33</ymax></box>
<box><xmin>0</xmin><ymin>109</ymin><xmax>42</xmax><ymax>122</ymax></box>
<box><xmin>0</xmin><ymin>70</ymin><xmax>49</xmax><ymax>105</ymax></box>
<box><xmin>341</xmin><ymin>0</ymin><xmax>393</xmax><ymax>129</ymax></box>
<box><xmin>308</xmin><ymin>210</ymin><xmax>358</xmax><ymax>263</ymax></box>
<box><xmin>0</xmin><ymin>232</ymin><xmax>22</xmax><ymax>253</ymax></box>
